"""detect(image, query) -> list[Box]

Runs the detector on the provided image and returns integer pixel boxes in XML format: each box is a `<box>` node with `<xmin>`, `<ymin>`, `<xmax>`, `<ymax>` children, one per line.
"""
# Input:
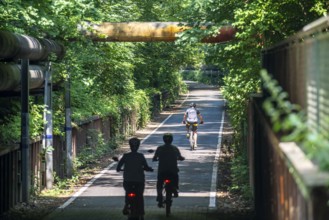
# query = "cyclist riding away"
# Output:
<box><xmin>152</xmin><ymin>133</ymin><xmax>185</xmax><ymax>208</ymax></box>
<box><xmin>182</xmin><ymin>102</ymin><xmax>204</xmax><ymax>148</ymax></box>
<box><xmin>116</xmin><ymin>137</ymin><xmax>153</xmax><ymax>218</ymax></box>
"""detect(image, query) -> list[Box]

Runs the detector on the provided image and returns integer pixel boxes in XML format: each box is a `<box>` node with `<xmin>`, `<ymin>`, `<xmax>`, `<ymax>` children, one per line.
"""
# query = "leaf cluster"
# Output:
<box><xmin>261</xmin><ymin>70</ymin><xmax>329</xmax><ymax>170</ymax></box>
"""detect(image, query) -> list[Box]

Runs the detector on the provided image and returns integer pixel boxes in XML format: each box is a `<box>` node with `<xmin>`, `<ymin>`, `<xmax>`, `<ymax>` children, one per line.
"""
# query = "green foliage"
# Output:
<box><xmin>132</xmin><ymin>0</ymin><xmax>190</xmax><ymax>21</ymax></box>
<box><xmin>37</xmin><ymin>172</ymin><xmax>80</xmax><ymax>197</ymax></box>
<box><xmin>1</xmin><ymin>0</ymin><xmax>327</xmax><ymax>189</ymax></box>
<box><xmin>261</xmin><ymin>70</ymin><xmax>329</xmax><ymax>170</ymax></box>
<box><xmin>181</xmin><ymin>69</ymin><xmax>223</xmax><ymax>86</ymax></box>
<box><xmin>133</xmin><ymin>90</ymin><xmax>151</xmax><ymax>128</ymax></box>
<box><xmin>261</xmin><ymin>70</ymin><xmax>329</xmax><ymax>169</ymax></box>
<box><xmin>261</xmin><ymin>70</ymin><xmax>304</xmax><ymax>134</ymax></box>
<box><xmin>0</xmin><ymin>0</ymin><xmax>198</xmax><ymax>144</ymax></box>
<box><xmin>0</xmin><ymin>113</ymin><xmax>21</xmax><ymax>143</ymax></box>
<box><xmin>133</xmin><ymin>42</ymin><xmax>203</xmax><ymax>90</ymax></box>
<box><xmin>0</xmin><ymin>99</ymin><xmax>45</xmax><ymax>143</ymax></box>
<box><xmin>178</xmin><ymin>0</ymin><xmax>328</xmax><ymax>133</ymax></box>
<box><xmin>181</xmin><ymin>70</ymin><xmax>199</xmax><ymax>81</ymax></box>
<box><xmin>29</xmin><ymin>103</ymin><xmax>46</xmax><ymax>139</ymax></box>
<box><xmin>230</xmin><ymin>152</ymin><xmax>252</xmax><ymax>199</ymax></box>
<box><xmin>74</xmin><ymin>131</ymin><xmax>117</xmax><ymax>169</ymax></box>
<box><xmin>176</xmin><ymin>0</ymin><xmax>328</xmax><ymax>198</ymax></box>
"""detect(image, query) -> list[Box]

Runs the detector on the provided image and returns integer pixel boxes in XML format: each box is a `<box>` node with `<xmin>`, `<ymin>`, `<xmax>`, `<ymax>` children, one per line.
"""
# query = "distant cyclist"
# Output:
<box><xmin>182</xmin><ymin>102</ymin><xmax>204</xmax><ymax>148</ymax></box>
<box><xmin>116</xmin><ymin>137</ymin><xmax>153</xmax><ymax>217</ymax></box>
<box><xmin>152</xmin><ymin>133</ymin><xmax>185</xmax><ymax>208</ymax></box>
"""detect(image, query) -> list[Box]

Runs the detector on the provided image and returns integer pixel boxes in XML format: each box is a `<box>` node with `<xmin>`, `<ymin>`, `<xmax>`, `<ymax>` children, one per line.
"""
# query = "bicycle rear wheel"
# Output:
<box><xmin>127</xmin><ymin>191</ymin><xmax>144</xmax><ymax>220</ymax></box>
<box><xmin>165</xmin><ymin>187</ymin><xmax>172</xmax><ymax>217</ymax></box>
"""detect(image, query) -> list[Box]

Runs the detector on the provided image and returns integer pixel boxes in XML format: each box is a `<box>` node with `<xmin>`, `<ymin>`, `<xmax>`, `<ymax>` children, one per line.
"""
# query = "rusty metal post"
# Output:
<box><xmin>0</xmin><ymin>31</ymin><xmax>65</xmax><ymax>61</ymax></box>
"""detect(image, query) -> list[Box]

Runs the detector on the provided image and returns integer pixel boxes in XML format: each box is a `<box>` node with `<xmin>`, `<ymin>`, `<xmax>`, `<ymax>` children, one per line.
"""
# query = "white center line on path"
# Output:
<box><xmin>209</xmin><ymin>110</ymin><xmax>225</xmax><ymax>208</ymax></box>
<box><xmin>57</xmin><ymin>91</ymin><xmax>190</xmax><ymax>210</ymax></box>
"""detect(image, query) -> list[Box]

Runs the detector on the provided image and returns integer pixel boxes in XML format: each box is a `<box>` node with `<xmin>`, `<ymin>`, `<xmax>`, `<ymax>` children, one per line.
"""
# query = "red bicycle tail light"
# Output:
<box><xmin>164</xmin><ymin>179</ymin><xmax>171</xmax><ymax>184</ymax></box>
<box><xmin>128</xmin><ymin>192</ymin><xmax>136</xmax><ymax>198</ymax></box>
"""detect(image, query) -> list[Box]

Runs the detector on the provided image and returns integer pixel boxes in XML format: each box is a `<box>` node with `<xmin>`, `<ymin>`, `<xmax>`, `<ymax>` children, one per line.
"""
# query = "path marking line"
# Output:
<box><xmin>58</xmin><ymin>162</ymin><xmax>116</xmax><ymax>209</ymax></box>
<box><xmin>58</xmin><ymin>91</ymin><xmax>190</xmax><ymax>209</ymax></box>
<box><xmin>209</xmin><ymin>110</ymin><xmax>225</xmax><ymax>208</ymax></box>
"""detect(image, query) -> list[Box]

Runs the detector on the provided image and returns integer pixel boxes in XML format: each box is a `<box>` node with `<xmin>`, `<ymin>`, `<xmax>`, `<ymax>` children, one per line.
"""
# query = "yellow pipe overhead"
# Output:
<box><xmin>79</xmin><ymin>22</ymin><xmax>236</xmax><ymax>43</ymax></box>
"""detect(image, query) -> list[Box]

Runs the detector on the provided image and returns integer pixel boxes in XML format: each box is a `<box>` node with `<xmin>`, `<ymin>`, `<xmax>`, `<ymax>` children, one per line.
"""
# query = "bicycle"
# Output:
<box><xmin>153</xmin><ymin>161</ymin><xmax>184</xmax><ymax>217</ymax></box>
<box><xmin>160</xmin><ymin>175</ymin><xmax>176</xmax><ymax>217</ymax></box>
<box><xmin>124</xmin><ymin>183</ymin><xmax>144</xmax><ymax>220</ymax></box>
<box><xmin>115</xmin><ymin>168</ymin><xmax>145</xmax><ymax>220</ymax></box>
<box><xmin>113</xmin><ymin>156</ymin><xmax>153</xmax><ymax>220</ymax></box>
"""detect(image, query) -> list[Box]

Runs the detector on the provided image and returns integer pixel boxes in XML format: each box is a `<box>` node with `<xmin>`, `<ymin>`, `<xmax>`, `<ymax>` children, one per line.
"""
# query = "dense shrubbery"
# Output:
<box><xmin>0</xmin><ymin>0</ymin><xmax>202</xmax><ymax>144</ymax></box>
<box><xmin>178</xmin><ymin>0</ymin><xmax>328</xmax><ymax>198</ymax></box>
<box><xmin>181</xmin><ymin>69</ymin><xmax>225</xmax><ymax>86</ymax></box>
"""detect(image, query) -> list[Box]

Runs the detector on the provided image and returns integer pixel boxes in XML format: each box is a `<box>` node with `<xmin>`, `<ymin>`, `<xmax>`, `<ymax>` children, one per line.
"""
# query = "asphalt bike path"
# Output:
<box><xmin>43</xmin><ymin>82</ymin><xmax>226</xmax><ymax>220</ymax></box>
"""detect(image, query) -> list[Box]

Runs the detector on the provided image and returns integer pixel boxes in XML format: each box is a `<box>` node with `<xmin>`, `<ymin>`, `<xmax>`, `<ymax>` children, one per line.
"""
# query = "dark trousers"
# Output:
<box><xmin>156</xmin><ymin>172</ymin><xmax>179</xmax><ymax>200</ymax></box>
<box><xmin>123</xmin><ymin>181</ymin><xmax>145</xmax><ymax>215</ymax></box>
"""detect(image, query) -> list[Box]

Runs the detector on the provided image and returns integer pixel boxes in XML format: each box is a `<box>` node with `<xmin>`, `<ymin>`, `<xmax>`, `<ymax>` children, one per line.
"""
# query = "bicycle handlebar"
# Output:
<box><xmin>178</xmin><ymin>156</ymin><xmax>185</xmax><ymax>161</ymax></box>
<box><xmin>153</xmin><ymin>157</ymin><xmax>185</xmax><ymax>162</ymax></box>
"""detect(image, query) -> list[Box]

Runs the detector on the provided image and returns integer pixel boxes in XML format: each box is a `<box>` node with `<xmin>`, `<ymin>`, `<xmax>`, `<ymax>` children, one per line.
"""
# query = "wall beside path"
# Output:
<box><xmin>247</xmin><ymin>96</ymin><xmax>329</xmax><ymax>220</ymax></box>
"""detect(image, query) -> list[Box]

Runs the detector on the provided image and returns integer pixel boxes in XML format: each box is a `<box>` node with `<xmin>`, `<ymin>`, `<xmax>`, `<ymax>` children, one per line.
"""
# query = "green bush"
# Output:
<box><xmin>261</xmin><ymin>70</ymin><xmax>329</xmax><ymax>171</ymax></box>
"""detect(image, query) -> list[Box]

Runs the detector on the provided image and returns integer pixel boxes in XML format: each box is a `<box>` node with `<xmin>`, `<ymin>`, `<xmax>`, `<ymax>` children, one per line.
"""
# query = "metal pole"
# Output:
<box><xmin>65</xmin><ymin>74</ymin><xmax>73</xmax><ymax>178</ymax></box>
<box><xmin>21</xmin><ymin>59</ymin><xmax>30</xmax><ymax>203</ymax></box>
<box><xmin>43</xmin><ymin>62</ymin><xmax>54</xmax><ymax>189</ymax></box>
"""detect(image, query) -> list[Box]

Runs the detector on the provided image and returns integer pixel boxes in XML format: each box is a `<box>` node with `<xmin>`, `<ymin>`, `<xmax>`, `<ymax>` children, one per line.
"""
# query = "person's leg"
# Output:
<box><xmin>122</xmin><ymin>181</ymin><xmax>130</xmax><ymax>215</ymax></box>
<box><xmin>194</xmin><ymin>131</ymin><xmax>198</xmax><ymax>147</ymax></box>
<box><xmin>123</xmin><ymin>181</ymin><xmax>129</xmax><ymax>205</ymax></box>
<box><xmin>137</xmin><ymin>182</ymin><xmax>145</xmax><ymax>215</ymax></box>
<box><xmin>193</xmin><ymin>123</ymin><xmax>198</xmax><ymax>148</ymax></box>
<box><xmin>186</xmin><ymin>123</ymin><xmax>190</xmax><ymax>138</ymax></box>
<box><xmin>156</xmin><ymin>174</ymin><xmax>164</xmax><ymax>207</ymax></box>
<box><xmin>172</xmin><ymin>173</ymin><xmax>179</xmax><ymax>197</ymax></box>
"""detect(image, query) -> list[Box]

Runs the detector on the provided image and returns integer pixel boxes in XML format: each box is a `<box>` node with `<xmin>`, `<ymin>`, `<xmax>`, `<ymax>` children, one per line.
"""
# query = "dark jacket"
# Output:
<box><xmin>116</xmin><ymin>151</ymin><xmax>151</xmax><ymax>182</ymax></box>
<box><xmin>153</xmin><ymin>144</ymin><xmax>183</xmax><ymax>174</ymax></box>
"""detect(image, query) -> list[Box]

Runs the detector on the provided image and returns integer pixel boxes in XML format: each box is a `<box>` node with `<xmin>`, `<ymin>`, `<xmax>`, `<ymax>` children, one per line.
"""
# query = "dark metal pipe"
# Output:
<box><xmin>0</xmin><ymin>31</ymin><xmax>65</xmax><ymax>61</ymax></box>
<box><xmin>0</xmin><ymin>64</ymin><xmax>45</xmax><ymax>91</ymax></box>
